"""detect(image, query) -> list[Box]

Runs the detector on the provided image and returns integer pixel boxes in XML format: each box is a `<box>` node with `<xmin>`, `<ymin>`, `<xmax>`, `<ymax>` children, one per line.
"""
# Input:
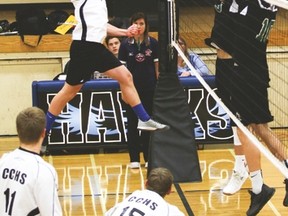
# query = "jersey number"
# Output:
<box><xmin>4</xmin><ymin>188</ymin><xmax>16</xmax><ymax>216</ymax></box>
<box><xmin>120</xmin><ymin>206</ymin><xmax>145</xmax><ymax>216</ymax></box>
<box><xmin>256</xmin><ymin>18</ymin><xmax>275</xmax><ymax>43</ymax></box>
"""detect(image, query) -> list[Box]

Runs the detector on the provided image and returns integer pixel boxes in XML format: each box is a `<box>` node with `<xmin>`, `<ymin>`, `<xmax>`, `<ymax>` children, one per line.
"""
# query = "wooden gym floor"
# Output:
<box><xmin>1</xmin><ymin>129</ymin><xmax>288</xmax><ymax>215</ymax></box>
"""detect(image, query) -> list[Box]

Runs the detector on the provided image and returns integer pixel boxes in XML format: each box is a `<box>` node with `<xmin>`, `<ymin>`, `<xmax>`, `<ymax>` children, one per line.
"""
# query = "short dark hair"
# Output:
<box><xmin>146</xmin><ymin>167</ymin><xmax>173</xmax><ymax>197</ymax></box>
<box><xmin>16</xmin><ymin>107</ymin><xmax>45</xmax><ymax>144</ymax></box>
<box><xmin>105</xmin><ymin>36</ymin><xmax>121</xmax><ymax>47</ymax></box>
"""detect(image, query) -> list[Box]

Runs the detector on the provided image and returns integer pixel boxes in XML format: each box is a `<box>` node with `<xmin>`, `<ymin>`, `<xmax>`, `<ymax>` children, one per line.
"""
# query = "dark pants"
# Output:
<box><xmin>126</xmin><ymin>90</ymin><xmax>154</xmax><ymax>163</ymax></box>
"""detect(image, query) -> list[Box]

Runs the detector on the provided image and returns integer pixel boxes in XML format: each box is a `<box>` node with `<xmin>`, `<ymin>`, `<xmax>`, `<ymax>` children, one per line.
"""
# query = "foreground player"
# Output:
<box><xmin>231</xmin><ymin>0</ymin><xmax>288</xmax><ymax>214</ymax></box>
<box><xmin>205</xmin><ymin>0</ymin><xmax>248</xmax><ymax>195</ymax></box>
<box><xmin>42</xmin><ymin>0</ymin><xmax>169</xmax><ymax>153</ymax></box>
<box><xmin>0</xmin><ymin>107</ymin><xmax>62</xmax><ymax>216</ymax></box>
<box><xmin>105</xmin><ymin>167</ymin><xmax>185</xmax><ymax>215</ymax></box>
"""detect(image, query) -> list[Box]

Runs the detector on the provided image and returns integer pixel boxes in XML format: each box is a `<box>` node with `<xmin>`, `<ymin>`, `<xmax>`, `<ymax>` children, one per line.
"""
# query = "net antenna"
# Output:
<box><xmin>172</xmin><ymin>41</ymin><xmax>288</xmax><ymax>179</ymax></box>
<box><xmin>167</xmin><ymin>0</ymin><xmax>177</xmax><ymax>61</ymax></box>
<box><xmin>264</xmin><ymin>0</ymin><xmax>288</xmax><ymax>10</ymax></box>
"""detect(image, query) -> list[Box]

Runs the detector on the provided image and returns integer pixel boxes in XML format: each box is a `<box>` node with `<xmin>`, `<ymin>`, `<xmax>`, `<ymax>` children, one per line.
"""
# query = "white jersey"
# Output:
<box><xmin>0</xmin><ymin>148</ymin><xmax>62</xmax><ymax>216</ymax></box>
<box><xmin>71</xmin><ymin>0</ymin><xmax>108</xmax><ymax>43</ymax></box>
<box><xmin>105</xmin><ymin>189</ymin><xmax>185</xmax><ymax>216</ymax></box>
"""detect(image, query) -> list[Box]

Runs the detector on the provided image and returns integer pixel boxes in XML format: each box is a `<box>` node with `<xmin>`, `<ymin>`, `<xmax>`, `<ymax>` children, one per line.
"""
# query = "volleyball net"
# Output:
<box><xmin>164</xmin><ymin>0</ymin><xmax>288</xmax><ymax>178</ymax></box>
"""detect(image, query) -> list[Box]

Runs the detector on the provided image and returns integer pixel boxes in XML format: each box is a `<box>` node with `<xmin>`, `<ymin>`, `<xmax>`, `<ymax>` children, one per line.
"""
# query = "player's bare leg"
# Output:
<box><xmin>250</xmin><ymin>123</ymin><xmax>288</xmax><ymax>206</ymax></box>
<box><xmin>105</xmin><ymin>65</ymin><xmax>169</xmax><ymax>131</ymax></box>
<box><xmin>105</xmin><ymin>65</ymin><xmax>141</xmax><ymax>106</ymax></box>
<box><xmin>223</xmin><ymin>127</ymin><xmax>248</xmax><ymax>195</ymax></box>
<box><xmin>238</xmin><ymin>127</ymin><xmax>275</xmax><ymax>215</ymax></box>
<box><xmin>49</xmin><ymin>83</ymin><xmax>83</xmax><ymax>116</ymax></box>
<box><xmin>251</xmin><ymin>123</ymin><xmax>287</xmax><ymax>161</ymax></box>
<box><xmin>41</xmin><ymin>83</ymin><xmax>83</xmax><ymax>154</ymax></box>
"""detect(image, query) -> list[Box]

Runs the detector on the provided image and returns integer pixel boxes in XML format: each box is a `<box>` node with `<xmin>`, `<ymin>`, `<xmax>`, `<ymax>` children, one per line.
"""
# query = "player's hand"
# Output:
<box><xmin>126</xmin><ymin>24</ymin><xmax>138</xmax><ymax>37</ymax></box>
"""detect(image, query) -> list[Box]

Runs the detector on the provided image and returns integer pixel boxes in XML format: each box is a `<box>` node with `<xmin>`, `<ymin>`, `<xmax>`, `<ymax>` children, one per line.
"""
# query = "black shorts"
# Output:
<box><xmin>215</xmin><ymin>58</ymin><xmax>236</xmax><ymax>111</ymax></box>
<box><xmin>231</xmin><ymin>66</ymin><xmax>273</xmax><ymax>126</ymax></box>
<box><xmin>66</xmin><ymin>40</ymin><xmax>122</xmax><ymax>85</ymax></box>
<box><xmin>231</xmin><ymin>1</ymin><xmax>276</xmax><ymax>125</ymax></box>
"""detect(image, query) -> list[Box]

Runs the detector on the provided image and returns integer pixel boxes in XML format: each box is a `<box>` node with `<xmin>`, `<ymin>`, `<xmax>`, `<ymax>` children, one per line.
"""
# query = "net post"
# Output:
<box><xmin>148</xmin><ymin>0</ymin><xmax>202</xmax><ymax>183</ymax></box>
<box><xmin>158</xmin><ymin>0</ymin><xmax>178</xmax><ymax>74</ymax></box>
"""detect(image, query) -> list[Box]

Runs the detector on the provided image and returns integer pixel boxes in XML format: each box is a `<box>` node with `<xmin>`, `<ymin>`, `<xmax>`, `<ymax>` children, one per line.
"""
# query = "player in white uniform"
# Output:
<box><xmin>42</xmin><ymin>0</ymin><xmax>169</xmax><ymax>154</ymax></box>
<box><xmin>0</xmin><ymin>107</ymin><xmax>62</xmax><ymax>216</ymax></box>
<box><xmin>105</xmin><ymin>167</ymin><xmax>185</xmax><ymax>216</ymax></box>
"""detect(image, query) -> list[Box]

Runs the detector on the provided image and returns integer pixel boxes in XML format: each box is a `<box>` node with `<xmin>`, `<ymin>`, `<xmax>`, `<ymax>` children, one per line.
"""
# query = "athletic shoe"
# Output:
<box><xmin>130</xmin><ymin>162</ymin><xmax>140</xmax><ymax>169</ymax></box>
<box><xmin>223</xmin><ymin>170</ymin><xmax>249</xmax><ymax>195</ymax></box>
<box><xmin>137</xmin><ymin>119</ymin><xmax>170</xmax><ymax>131</ymax></box>
<box><xmin>283</xmin><ymin>179</ymin><xmax>288</xmax><ymax>207</ymax></box>
<box><xmin>246</xmin><ymin>184</ymin><xmax>275</xmax><ymax>216</ymax></box>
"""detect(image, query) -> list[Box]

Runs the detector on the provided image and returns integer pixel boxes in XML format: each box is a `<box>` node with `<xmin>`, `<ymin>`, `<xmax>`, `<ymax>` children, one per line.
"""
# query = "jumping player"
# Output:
<box><xmin>231</xmin><ymin>0</ymin><xmax>288</xmax><ymax>214</ymax></box>
<box><xmin>42</xmin><ymin>0</ymin><xmax>169</xmax><ymax>154</ymax></box>
<box><xmin>0</xmin><ymin>107</ymin><xmax>62</xmax><ymax>215</ymax></box>
<box><xmin>205</xmin><ymin>0</ymin><xmax>249</xmax><ymax>195</ymax></box>
<box><xmin>105</xmin><ymin>167</ymin><xmax>185</xmax><ymax>215</ymax></box>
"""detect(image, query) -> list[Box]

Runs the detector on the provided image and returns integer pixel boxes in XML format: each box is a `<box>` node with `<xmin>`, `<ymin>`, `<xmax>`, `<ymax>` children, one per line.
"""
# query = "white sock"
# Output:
<box><xmin>250</xmin><ymin>170</ymin><xmax>263</xmax><ymax>194</ymax></box>
<box><xmin>232</xmin><ymin>126</ymin><xmax>241</xmax><ymax>145</ymax></box>
<box><xmin>234</xmin><ymin>155</ymin><xmax>247</xmax><ymax>172</ymax></box>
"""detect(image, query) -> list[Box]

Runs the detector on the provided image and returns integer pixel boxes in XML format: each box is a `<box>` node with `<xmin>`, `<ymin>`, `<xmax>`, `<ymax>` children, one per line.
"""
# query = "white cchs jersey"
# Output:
<box><xmin>105</xmin><ymin>189</ymin><xmax>185</xmax><ymax>216</ymax></box>
<box><xmin>71</xmin><ymin>0</ymin><xmax>108</xmax><ymax>43</ymax></box>
<box><xmin>0</xmin><ymin>148</ymin><xmax>62</xmax><ymax>216</ymax></box>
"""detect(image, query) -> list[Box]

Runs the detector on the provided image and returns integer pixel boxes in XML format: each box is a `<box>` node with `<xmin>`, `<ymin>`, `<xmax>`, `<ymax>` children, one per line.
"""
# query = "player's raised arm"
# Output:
<box><xmin>107</xmin><ymin>23</ymin><xmax>138</xmax><ymax>37</ymax></box>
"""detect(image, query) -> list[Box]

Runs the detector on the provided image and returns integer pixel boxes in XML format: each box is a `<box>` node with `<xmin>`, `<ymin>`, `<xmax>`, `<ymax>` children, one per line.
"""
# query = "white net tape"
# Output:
<box><xmin>172</xmin><ymin>40</ymin><xmax>288</xmax><ymax>178</ymax></box>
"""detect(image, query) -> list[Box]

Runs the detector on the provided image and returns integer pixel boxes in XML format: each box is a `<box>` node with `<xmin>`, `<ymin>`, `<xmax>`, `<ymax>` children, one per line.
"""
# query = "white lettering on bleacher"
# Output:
<box><xmin>47</xmin><ymin>88</ymin><xmax>231</xmax><ymax>144</ymax></box>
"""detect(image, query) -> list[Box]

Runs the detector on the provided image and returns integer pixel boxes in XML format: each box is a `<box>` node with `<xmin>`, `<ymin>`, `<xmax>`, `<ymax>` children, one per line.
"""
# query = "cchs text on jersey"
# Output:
<box><xmin>2</xmin><ymin>168</ymin><xmax>27</xmax><ymax>184</ymax></box>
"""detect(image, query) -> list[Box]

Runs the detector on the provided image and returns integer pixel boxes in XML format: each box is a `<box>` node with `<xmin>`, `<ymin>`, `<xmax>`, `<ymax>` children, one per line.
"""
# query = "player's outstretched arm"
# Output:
<box><xmin>107</xmin><ymin>23</ymin><xmax>138</xmax><ymax>37</ymax></box>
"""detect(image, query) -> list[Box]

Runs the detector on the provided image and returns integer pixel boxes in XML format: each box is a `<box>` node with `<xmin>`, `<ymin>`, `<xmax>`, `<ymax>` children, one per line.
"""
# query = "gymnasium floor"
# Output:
<box><xmin>1</xmin><ymin>129</ymin><xmax>287</xmax><ymax>216</ymax></box>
